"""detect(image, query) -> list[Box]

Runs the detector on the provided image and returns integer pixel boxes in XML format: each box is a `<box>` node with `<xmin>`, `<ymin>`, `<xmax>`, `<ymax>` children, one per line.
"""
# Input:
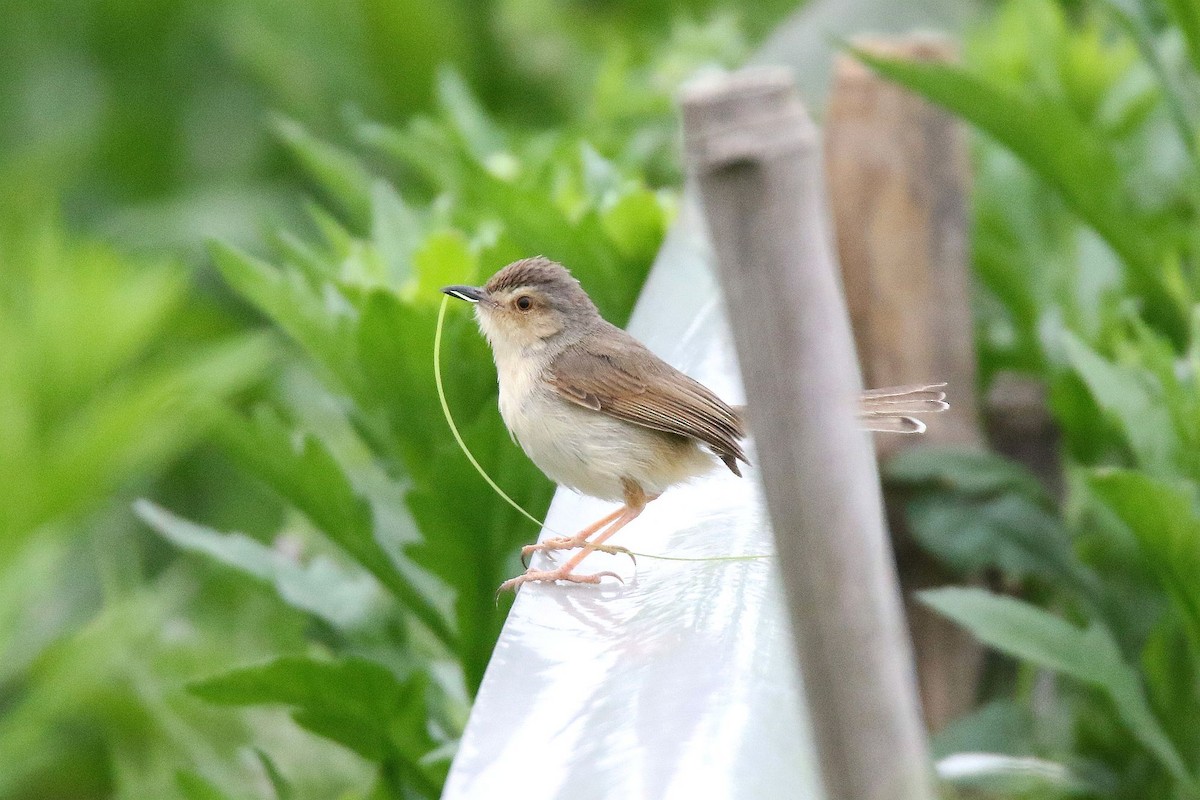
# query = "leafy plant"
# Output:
<box><xmin>863</xmin><ymin>1</ymin><xmax>1200</xmax><ymax>796</ymax></box>
<box><xmin>0</xmin><ymin>208</ymin><xmax>339</xmax><ymax>799</ymax></box>
<box><xmin>138</xmin><ymin>73</ymin><xmax>673</xmax><ymax>797</ymax></box>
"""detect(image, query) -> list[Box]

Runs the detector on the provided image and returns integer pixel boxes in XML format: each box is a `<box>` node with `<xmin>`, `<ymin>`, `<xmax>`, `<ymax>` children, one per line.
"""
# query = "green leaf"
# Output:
<box><xmin>13</xmin><ymin>334</ymin><xmax>273</xmax><ymax>545</ymax></box>
<box><xmin>190</xmin><ymin>656</ymin><xmax>430</xmax><ymax>764</ymax></box>
<box><xmin>931</xmin><ymin>699</ymin><xmax>1034</xmax><ymax>760</ymax></box>
<box><xmin>220</xmin><ymin>407</ymin><xmax>456</xmax><ymax>650</ymax></box>
<box><xmin>412</xmin><ymin>229</ymin><xmax>478</xmax><ymax>304</ymax></box>
<box><xmin>1090</xmin><ymin>470</ymin><xmax>1200</xmax><ymax>647</ymax></box>
<box><xmin>370</xmin><ymin>181</ymin><xmax>423</xmax><ymax>288</ymax></box>
<box><xmin>922</xmin><ymin>587</ymin><xmax>1194</xmax><ymax>789</ymax></box>
<box><xmin>435</xmin><ymin>68</ymin><xmax>503</xmax><ymax>161</ymax></box>
<box><xmin>176</xmin><ymin>771</ymin><xmax>235</xmax><ymax>800</ymax></box>
<box><xmin>1094</xmin><ymin>0</ymin><xmax>1195</xmax><ymax>160</ymax></box>
<box><xmin>273</xmin><ymin>117</ymin><xmax>373</xmax><ymax>229</ymax></box>
<box><xmin>600</xmin><ymin>188</ymin><xmax>668</xmax><ymax>263</ymax></box>
<box><xmin>255</xmin><ymin>750</ymin><xmax>294</xmax><ymax>800</ymax></box>
<box><xmin>354</xmin><ymin>293</ymin><xmax>444</xmax><ymax>467</ymax></box>
<box><xmin>134</xmin><ymin>500</ymin><xmax>381</xmax><ymax>631</ymax></box>
<box><xmin>1163</xmin><ymin>0</ymin><xmax>1200</xmax><ymax>76</ymax></box>
<box><xmin>581</xmin><ymin>143</ymin><xmax>623</xmax><ymax>201</ymax></box>
<box><xmin>906</xmin><ymin>493</ymin><xmax>1077</xmax><ymax>582</ymax></box>
<box><xmin>1062</xmin><ymin>333</ymin><xmax>1176</xmax><ymax>476</ymax></box>
<box><xmin>209</xmin><ymin>242</ymin><xmax>357</xmax><ymax>388</ymax></box>
<box><xmin>405</xmin><ymin>405</ymin><xmax>554</xmax><ymax>693</ymax></box>
<box><xmin>0</xmin><ymin>536</ymin><xmax>74</xmax><ymax>687</ymax></box>
<box><xmin>886</xmin><ymin>446</ymin><xmax>1049</xmax><ymax>499</ymax></box>
<box><xmin>887</xmin><ymin>448</ymin><xmax>1083</xmax><ymax>583</ymax></box>
<box><xmin>854</xmin><ymin>49</ymin><xmax>1187</xmax><ymax>340</ymax></box>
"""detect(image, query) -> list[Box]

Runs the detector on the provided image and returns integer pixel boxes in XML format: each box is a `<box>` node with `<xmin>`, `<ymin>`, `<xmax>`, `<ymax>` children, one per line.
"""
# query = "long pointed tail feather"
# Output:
<box><xmin>858</xmin><ymin>383</ymin><xmax>948</xmax><ymax>434</ymax></box>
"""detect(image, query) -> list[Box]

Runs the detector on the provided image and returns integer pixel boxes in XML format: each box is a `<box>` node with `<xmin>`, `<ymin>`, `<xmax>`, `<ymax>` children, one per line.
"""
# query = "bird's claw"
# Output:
<box><xmin>587</xmin><ymin>543</ymin><xmax>637</xmax><ymax>564</ymax></box>
<box><xmin>520</xmin><ymin>536</ymin><xmax>572</xmax><ymax>567</ymax></box>
<box><xmin>496</xmin><ymin>568</ymin><xmax>624</xmax><ymax>599</ymax></box>
<box><xmin>520</xmin><ymin>538</ymin><xmax>636</xmax><ymax>568</ymax></box>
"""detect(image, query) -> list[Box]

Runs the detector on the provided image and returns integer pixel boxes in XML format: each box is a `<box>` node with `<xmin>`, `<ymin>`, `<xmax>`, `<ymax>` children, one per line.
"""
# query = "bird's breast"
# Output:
<box><xmin>497</xmin><ymin>369</ymin><xmax>715</xmax><ymax>503</ymax></box>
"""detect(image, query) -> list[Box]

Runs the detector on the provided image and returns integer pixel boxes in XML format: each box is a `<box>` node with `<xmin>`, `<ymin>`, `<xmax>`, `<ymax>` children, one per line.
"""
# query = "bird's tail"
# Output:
<box><xmin>857</xmin><ymin>383</ymin><xmax>949</xmax><ymax>434</ymax></box>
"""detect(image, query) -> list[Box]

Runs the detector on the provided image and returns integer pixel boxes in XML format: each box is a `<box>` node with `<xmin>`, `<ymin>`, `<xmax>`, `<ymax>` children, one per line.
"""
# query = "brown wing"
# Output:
<box><xmin>545</xmin><ymin>324</ymin><xmax>749</xmax><ymax>476</ymax></box>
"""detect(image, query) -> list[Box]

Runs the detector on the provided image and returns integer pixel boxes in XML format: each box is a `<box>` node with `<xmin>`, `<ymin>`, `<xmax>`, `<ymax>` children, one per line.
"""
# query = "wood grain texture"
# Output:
<box><xmin>825</xmin><ymin>35</ymin><xmax>984</xmax><ymax>731</ymax></box>
<box><xmin>682</xmin><ymin>67</ymin><xmax>936</xmax><ymax>800</ymax></box>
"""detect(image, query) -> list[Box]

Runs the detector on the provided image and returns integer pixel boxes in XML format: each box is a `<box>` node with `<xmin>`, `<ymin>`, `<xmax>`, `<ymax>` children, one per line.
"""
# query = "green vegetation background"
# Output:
<box><xmin>0</xmin><ymin>1</ymin><xmax>784</xmax><ymax>798</ymax></box>
<box><xmin>8</xmin><ymin>0</ymin><xmax>1200</xmax><ymax>797</ymax></box>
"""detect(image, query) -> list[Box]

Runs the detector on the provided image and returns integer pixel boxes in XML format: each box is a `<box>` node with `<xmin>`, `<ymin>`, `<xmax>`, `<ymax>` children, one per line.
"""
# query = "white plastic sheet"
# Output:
<box><xmin>442</xmin><ymin>199</ymin><xmax>822</xmax><ymax>799</ymax></box>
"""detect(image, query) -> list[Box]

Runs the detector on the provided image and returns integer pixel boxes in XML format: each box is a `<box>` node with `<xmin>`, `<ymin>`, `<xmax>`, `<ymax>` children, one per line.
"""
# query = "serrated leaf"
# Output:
<box><xmin>220</xmin><ymin>407</ymin><xmax>455</xmax><ymax>650</ymax></box>
<box><xmin>922</xmin><ymin>587</ymin><xmax>1194</xmax><ymax>788</ymax></box>
<box><xmin>355</xmin><ymin>293</ymin><xmax>443</xmax><ymax>467</ymax></box>
<box><xmin>134</xmin><ymin>500</ymin><xmax>380</xmax><ymax>630</ymax></box>
<box><xmin>189</xmin><ymin>656</ymin><xmax>429</xmax><ymax>763</ymax></box>
<box><xmin>405</xmin><ymin>404</ymin><xmax>554</xmax><ymax>694</ymax></box>
<box><xmin>209</xmin><ymin>243</ymin><xmax>357</xmax><ymax>388</ymax></box>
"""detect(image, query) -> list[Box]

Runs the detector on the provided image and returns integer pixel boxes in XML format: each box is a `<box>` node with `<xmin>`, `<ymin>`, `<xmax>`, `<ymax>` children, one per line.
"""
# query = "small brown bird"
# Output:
<box><xmin>444</xmin><ymin>257</ymin><xmax>946</xmax><ymax>593</ymax></box>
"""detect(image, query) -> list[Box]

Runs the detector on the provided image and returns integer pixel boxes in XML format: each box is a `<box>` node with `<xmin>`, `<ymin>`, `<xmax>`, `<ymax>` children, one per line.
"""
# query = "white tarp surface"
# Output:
<box><xmin>442</xmin><ymin>200</ymin><xmax>821</xmax><ymax>799</ymax></box>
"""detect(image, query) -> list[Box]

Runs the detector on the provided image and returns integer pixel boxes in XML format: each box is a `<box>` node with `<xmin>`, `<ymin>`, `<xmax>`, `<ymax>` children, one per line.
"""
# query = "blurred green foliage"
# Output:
<box><xmin>139</xmin><ymin>74</ymin><xmax>676</xmax><ymax>796</ymax></box>
<box><xmin>0</xmin><ymin>0</ymin><xmax>771</xmax><ymax>253</ymax></box>
<box><xmin>0</xmin><ymin>207</ymin><xmax>327</xmax><ymax>799</ymax></box>
<box><xmin>865</xmin><ymin>0</ymin><xmax>1200</xmax><ymax>796</ymax></box>
<box><xmin>0</xmin><ymin>0</ymin><xmax>790</xmax><ymax>797</ymax></box>
<box><xmin>38</xmin><ymin>0</ymin><xmax>1200</xmax><ymax>795</ymax></box>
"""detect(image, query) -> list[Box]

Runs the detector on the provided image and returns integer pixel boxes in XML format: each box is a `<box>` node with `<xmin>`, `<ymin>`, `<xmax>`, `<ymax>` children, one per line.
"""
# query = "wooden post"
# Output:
<box><xmin>824</xmin><ymin>36</ymin><xmax>984</xmax><ymax>730</ymax></box>
<box><xmin>682</xmin><ymin>68</ymin><xmax>937</xmax><ymax>800</ymax></box>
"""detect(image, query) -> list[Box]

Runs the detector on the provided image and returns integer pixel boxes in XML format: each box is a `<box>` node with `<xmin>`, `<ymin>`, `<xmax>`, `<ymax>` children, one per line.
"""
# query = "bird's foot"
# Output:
<box><xmin>497</xmin><ymin>567</ymin><xmax>623</xmax><ymax>597</ymax></box>
<box><xmin>521</xmin><ymin>537</ymin><xmax>636</xmax><ymax>567</ymax></box>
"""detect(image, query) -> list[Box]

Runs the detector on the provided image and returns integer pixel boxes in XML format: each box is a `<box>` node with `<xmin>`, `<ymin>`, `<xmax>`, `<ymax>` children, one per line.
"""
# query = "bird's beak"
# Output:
<box><xmin>442</xmin><ymin>285</ymin><xmax>486</xmax><ymax>304</ymax></box>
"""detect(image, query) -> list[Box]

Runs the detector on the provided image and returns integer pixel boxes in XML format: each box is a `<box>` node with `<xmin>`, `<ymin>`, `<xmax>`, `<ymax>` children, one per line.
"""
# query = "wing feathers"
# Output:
<box><xmin>545</xmin><ymin>326</ymin><xmax>748</xmax><ymax>473</ymax></box>
<box><xmin>546</xmin><ymin>331</ymin><xmax>944</xmax><ymax>468</ymax></box>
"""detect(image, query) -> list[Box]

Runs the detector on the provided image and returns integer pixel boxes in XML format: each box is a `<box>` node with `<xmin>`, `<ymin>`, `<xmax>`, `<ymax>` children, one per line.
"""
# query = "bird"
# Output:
<box><xmin>443</xmin><ymin>256</ymin><xmax>947</xmax><ymax>593</ymax></box>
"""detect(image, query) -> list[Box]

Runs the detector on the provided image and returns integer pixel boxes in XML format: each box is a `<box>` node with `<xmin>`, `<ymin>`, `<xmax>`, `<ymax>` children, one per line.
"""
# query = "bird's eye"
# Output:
<box><xmin>515</xmin><ymin>295</ymin><xmax>533</xmax><ymax>311</ymax></box>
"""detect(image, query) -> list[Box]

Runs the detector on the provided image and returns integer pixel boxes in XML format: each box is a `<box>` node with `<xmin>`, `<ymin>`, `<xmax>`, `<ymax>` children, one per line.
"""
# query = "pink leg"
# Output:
<box><xmin>498</xmin><ymin>506</ymin><xmax>643</xmax><ymax>594</ymax></box>
<box><xmin>499</xmin><ymin>479</ymin><xmax>656</xmax><ymax>594</ymax></box>
<box><xmin>520</xmin><ymin>505</ymin><xmax>628</xmax><ymax>566</ymax></box>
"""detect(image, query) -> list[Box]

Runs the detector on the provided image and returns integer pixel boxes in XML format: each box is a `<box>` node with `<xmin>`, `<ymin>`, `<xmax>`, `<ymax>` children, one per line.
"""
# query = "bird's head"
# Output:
<box><xmin>442</xmin><ymin>257</ymin><xmax>599</xmax><ymax>355</ymax></box>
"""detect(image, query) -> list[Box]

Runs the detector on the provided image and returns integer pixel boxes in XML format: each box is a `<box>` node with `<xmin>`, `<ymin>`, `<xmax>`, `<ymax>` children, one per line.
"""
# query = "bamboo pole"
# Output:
<box><xmin>681</xmin><ymin>68</ymin><xmax>936</xmax><ymax>800</ymax></box>
<box><xmin>825</xmin><ymin>36</ymin><xmax>983</xmax><ymax>730</ymax></box>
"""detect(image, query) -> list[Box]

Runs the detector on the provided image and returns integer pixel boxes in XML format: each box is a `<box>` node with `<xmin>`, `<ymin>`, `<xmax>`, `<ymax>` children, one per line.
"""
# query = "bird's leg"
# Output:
<box><xmin>520</xmin><ymin>506</ymin><xmax>629</xmax><ymax>566</ymax></box>
<box><xmin>499</xmin><ymin>506</ymin><xmax>642</xmax><ymax>594</ymax></box>
<box><xmin>500</xmin><ymin>481</ymin><xmax>653</xmax><ymax>594</ymax></box>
